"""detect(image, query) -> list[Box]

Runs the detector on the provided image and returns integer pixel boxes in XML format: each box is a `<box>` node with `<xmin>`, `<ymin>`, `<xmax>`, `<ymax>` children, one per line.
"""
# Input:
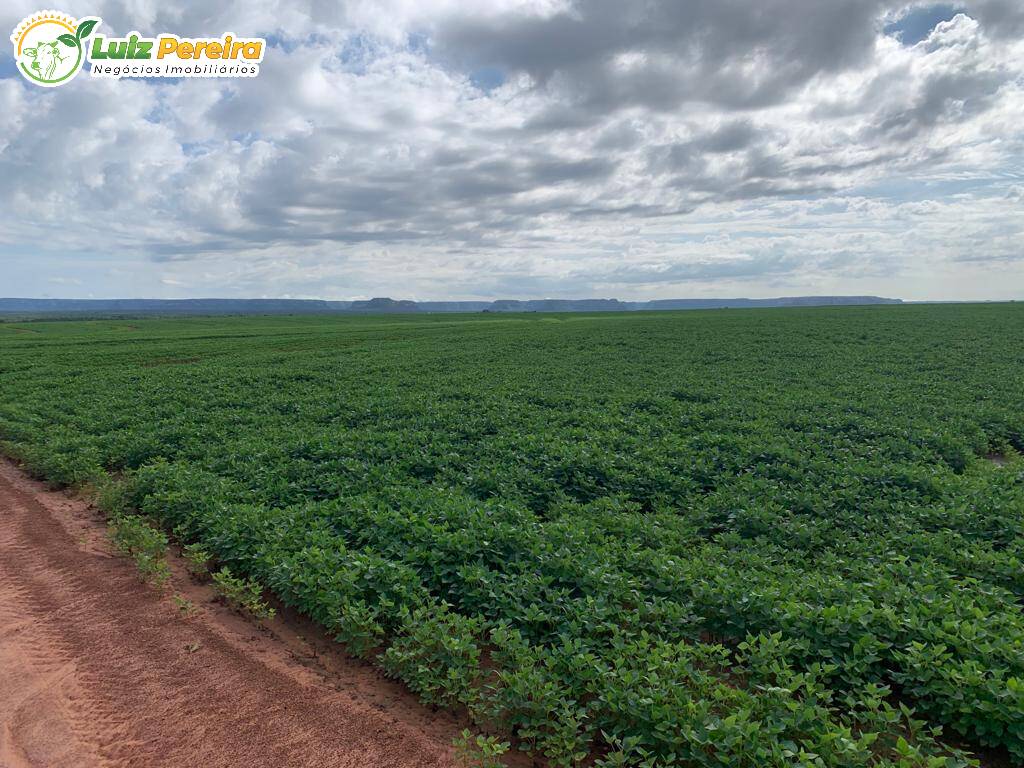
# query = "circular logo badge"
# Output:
<box><xmin>11</xmin><ymin>11</ymin><xmax>100</xmax><ymax>88</ymax></box>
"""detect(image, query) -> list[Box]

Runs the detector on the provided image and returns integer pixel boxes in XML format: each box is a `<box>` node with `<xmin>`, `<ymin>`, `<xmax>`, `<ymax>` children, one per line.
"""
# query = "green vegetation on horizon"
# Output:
<box><xmin>1</xmin><ymin>305</ymin><xmax>1022</xmax><ymax>767</ymax></box>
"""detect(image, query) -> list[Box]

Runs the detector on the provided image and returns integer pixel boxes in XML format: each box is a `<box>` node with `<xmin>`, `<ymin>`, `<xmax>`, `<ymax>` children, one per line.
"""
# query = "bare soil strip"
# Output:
<box><xmin>0</xmin><ymin>459</ymin><xmax>461</xmax><ymax>768</ymax></box>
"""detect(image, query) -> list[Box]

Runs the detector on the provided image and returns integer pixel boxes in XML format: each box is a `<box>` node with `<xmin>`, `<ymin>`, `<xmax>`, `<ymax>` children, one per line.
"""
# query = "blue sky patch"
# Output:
<box><xmin>884</xmin><ymin>4</ymin><xmax>963</xmax><ymax>45</ymax></box>
<box><xmin>470</xmin><ymin>66</ymin><xmax>506</xmax><ymax>92</ymax></box>
<box><xmin>0</xmin><ymin>51</ymin><xmax>17</xmax><ymax>80</ymax></box>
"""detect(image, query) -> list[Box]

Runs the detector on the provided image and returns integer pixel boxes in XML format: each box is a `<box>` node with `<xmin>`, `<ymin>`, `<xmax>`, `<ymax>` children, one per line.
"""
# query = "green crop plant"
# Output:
<box><xmin>172</xmin><ymin>594</ymin><xmax>198</xmax><ymax>617</ymax></box>
<box><xmin>1</xmin><ymin>304</ymin><xmax>1020</xmax><ymax>765</ymax></box>
<box><xmin>182</xmin><ymin>541</ymin><xmax>213</xmax><ymax>579</ymax></box>
<box><xmin>107</xmin><ymin>512</ymin><xmax>171</xmax><ymax>587</ymax></box>
<box><xmin>211</xmin><ymin>567</ymin><xmax>275</xmax><ymax>620</ymax></box>
<box><xmin>453</xmin><ymin>730</ymin><xmax>510</xmax><ymax>768</ymax></box>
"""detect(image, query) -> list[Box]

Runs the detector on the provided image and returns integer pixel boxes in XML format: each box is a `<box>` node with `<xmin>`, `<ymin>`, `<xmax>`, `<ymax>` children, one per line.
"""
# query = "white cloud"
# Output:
<box><xmin>1</xmin><ymin>0</ymin><xmax>1022</xmax><ymax>300</ymax></box>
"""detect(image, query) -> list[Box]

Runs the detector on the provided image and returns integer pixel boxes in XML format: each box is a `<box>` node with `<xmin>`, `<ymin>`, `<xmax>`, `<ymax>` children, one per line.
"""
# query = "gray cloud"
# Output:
<box><xmin>0</xmin><ymin>0</ymin><xmax>1022</xmax><ymax>301</ymax></box>
<box><xmin>436</xmin><ymin>0</ymin><xmax>891</xmax><ymax>111</ymax></box>
<box><xmin>971</xmin><ymin>0</ymin><xmax>1024</xmax><ymax>37</ymax></box>
<box><xmin>595</xmin><ymin>252</ymin><xmax>803</xmax><ymax>285</ymax></box>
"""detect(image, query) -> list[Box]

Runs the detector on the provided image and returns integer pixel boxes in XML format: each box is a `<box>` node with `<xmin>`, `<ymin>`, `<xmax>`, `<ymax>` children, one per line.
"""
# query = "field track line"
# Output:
<box><xmin>0</xmin><ymin>459</ymin><xmax>461</xmax><ymax>768</ymax></box>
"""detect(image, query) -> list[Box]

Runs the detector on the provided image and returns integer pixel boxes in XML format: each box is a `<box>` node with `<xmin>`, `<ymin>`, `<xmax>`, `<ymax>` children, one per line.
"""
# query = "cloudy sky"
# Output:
<box><xmin>2</xmin><ymin>0</ymin><xmax>1023</xmax><ymax>301</ymax></box>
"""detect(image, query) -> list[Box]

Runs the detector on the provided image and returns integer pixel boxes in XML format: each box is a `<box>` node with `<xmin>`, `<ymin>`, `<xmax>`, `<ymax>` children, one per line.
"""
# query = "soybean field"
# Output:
<box><xmin>1</xmin><ymin>304</ymin><xmax>1022</xmax><ymax>767</ymax></box>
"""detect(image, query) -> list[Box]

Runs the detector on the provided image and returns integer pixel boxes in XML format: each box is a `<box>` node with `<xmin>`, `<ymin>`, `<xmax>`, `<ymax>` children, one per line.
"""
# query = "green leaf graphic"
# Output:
<box><xmin>58</xmin><ymin>33</ymin><xmax>77</xmax><ymax>47</ymax></box>
<box><xmin>76</xmin><ymin>19</ymin><xmax>99</xmax><ymax>40</ymax></box>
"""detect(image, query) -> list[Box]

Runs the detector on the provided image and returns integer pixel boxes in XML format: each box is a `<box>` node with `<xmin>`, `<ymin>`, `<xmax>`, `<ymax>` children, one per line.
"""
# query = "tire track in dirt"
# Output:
<box><xmin>0</xmin><ymin>460</ymin><xmax>462</xmax><ymax>768</ymax></box>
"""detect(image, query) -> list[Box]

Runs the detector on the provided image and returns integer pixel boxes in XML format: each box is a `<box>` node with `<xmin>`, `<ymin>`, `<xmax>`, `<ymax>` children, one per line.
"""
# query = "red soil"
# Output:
<box><xmin>0</xmin><ymin>459</ymin><xmax>462</xmax><ymax>768</ymax></box>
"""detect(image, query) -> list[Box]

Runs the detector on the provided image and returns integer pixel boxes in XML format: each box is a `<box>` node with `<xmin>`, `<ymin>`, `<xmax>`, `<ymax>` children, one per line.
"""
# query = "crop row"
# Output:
<box><xmin>0</xmin><ymin>305</ymin><xmax>1021</xmax><ymax>765</ymax></box>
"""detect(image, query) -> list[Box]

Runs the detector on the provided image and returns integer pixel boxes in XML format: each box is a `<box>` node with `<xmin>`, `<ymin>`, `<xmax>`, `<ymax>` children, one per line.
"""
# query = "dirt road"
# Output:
<box><xmin>0</xmin><ymin>459</ymin><xmax>461</xmax><ymax>768</ymax></box>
